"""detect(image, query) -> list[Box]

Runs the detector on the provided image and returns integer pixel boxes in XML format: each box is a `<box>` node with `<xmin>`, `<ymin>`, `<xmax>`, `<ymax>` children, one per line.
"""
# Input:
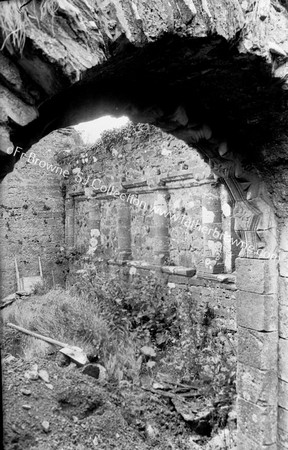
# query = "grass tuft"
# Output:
<box><xmin>2</xmin><ymin>288</ymin><xmax>141</xmax><ymax>384</ymax></box>
<box><xmin>0</xmin><ymin>0</ymin><xmax>59</xmax><ymax>52</ymax></box>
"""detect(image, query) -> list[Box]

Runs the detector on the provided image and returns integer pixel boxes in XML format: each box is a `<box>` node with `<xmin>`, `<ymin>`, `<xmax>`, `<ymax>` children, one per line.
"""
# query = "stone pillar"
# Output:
<box><xmin>153</xmin><ymin>192</ymin><xmax>169</xmax><ymax>265</ymax></box>
<box><xmin>117</xmin><ymin>197</ymin><xmax>131</xmax><ymax>262</ymax></box>
<box><xmin>89</xmin><ymin>198</ymin><xmax>101</xmax><ymax>233</ymax></box>
<box><xmin>65</xmin><ymin>196</ymin><xmax>74</xmax><ymax>249</ymax></box>
<box><xmin>236</xmin><ymin>258</ymin><xmax>278</xmax><ymax>450</ymax></box>
<box><xmin>87</xmin><ymin>198</ymin><xmax>101</xmax><ymax>256</ymax></box>
<box><xmin>278</xmin><ymin>223</ymin><xmax>288</xmax><ymax>449</ymax></box>
<box><xmin>220</xmin><ymin>185</ymin><xmax>240</xmax><ymax>272</ymax></box>
<box><xmin>202</xmin><ymin>186</ymin><xmax>224</xmax><ymax>273</ymax></box>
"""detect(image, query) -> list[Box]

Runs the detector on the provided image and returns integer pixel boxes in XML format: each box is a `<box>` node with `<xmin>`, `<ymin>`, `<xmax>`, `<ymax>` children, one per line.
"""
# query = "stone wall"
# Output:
<box><xmin>0</xmin><ymin>129</ymin><xmax>79</xmax><ymax>297</ymax></box>
<box><xmin>258</xmin><ymin>144</ymin><xmax>288</xmax><ymax>450</ymax></box>
<box><xmin>59</xmin><ymin>124</ymin><xmax>237</xmax><ymax>330</ymax></box>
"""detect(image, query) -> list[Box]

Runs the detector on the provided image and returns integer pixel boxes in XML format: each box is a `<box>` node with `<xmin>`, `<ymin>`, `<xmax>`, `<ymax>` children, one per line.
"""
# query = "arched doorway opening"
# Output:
<box><xmin>1</xmin><ymin>33</ymin><xmax>285</xmax><ymax>448</ymax></box>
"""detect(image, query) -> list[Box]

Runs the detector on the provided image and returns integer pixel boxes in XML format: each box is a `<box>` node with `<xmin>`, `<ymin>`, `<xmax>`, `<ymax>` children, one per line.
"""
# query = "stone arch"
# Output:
<box><xmin>1</xmin><ymin>17</ymin><xmax>287</xmax><ymax>447</ymax></box>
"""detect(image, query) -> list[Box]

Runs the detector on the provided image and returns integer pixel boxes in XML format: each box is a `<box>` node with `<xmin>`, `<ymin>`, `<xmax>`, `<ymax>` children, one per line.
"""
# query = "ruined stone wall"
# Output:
<box><xmin>255</xmin><ymin>141</ymin><xmax>288</xmax><ymax>450</ymax></box>
<box><xmin>0</xmin><ymin>129</ymin><xmax>78</xmax><ymax>297</ymax></box>
<box><xmin>59</xmin><ymin>124</ymin><xmax>237</xmax><ymax>330</ymax></box>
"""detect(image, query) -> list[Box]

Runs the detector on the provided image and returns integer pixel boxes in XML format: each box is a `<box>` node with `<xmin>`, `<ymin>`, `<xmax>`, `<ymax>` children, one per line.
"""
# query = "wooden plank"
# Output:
<box><xmin>14</xmin><ymin>258</ymin><xmax>20</xmax><ymax>291</ymax></box>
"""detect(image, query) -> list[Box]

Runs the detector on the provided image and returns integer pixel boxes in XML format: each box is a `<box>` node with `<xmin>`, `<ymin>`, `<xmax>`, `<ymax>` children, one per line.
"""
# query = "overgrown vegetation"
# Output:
<box><xmin>0</xmin><ymin>0</ymin><xmax>59</xmax><ymax>51</ymax></box>
<box><xmin>3</xmin><ymin>268</ymin><xmax>236</xmax><ymax>441</ymax></box>
<box><xmin>69</xmin><ymin>268</ymin><xmax>236</xmax><ymax>410</ymax></box>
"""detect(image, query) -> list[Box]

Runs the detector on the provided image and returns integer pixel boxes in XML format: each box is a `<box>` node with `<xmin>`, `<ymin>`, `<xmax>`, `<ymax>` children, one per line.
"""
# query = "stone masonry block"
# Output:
<box><xmin>279</xmin><ymin>407</ymin><xmax>288</xmax><ymax>433</ymax></box>
<box><xmin>0</xmin><ymin>84</ymin><xmax>37</xmax><ymax>126</ymax></box>
<box><xmin>280</xmin><ymin>303</ymin><xmax>288</xmax><ymax>339</ymax></box>
<box><xmin>161</xmin><ymin>266</ymin><xmax>196</xmax><ymax>276</ymax></box>
<box><xmin>278</xmin><ymin>421</ymin><xmax>288</xmax><ymax>450</ymax></box>
<box><xmin>280</xmin><ymin>276</ymin><xmax>288</xmax><ymax>306</ymax></box>
<box><xmin>236</xmin><ymin>291</ymin><xmax>277</xmax><ymax>331</ymax></box>
<box><xmin>280</xmin><ymin>223</ymin><xmax>288</xmax><ymax>252</ymax></box>
<box><xmin>238</xmin><ymin>326</ymin><xmax>277</xmax><ymax>370</ymax></box>
<box><xmin>168</xmin><ymin>275</ymin><xmax>188</xmax><ymax>285</ymax></box>
<box><xmin>237</xmin><ymin>398</ymin><xmax>277</xmax><ymax>445</ymax></box>
<box><xmin>279</xmin><ymin>379</ymin><xmax>288</xmax><ymax>411</ymax></box>
<box><xmin>237</xmin><ymin>362</ymin><xmax>277</xmax><ymax>406</ymax></box>
<box><xmin>279</xmin><ymin>338</ymin><xmax>288</xmax><ymax>383</ymax></box>
<box><xmin>237</xmin><ymin>433</ymin><xmax>277</xmax><ymax>450</ymax></box>
<box><xmin>236</xmin><ymin>258</ymin><xmax>277</xmax><ymax>294</ymax></box>
<box><xmin>280</xmin><ymin>251</ymin><xmax>288</xmax><ymax>277</ymax></box>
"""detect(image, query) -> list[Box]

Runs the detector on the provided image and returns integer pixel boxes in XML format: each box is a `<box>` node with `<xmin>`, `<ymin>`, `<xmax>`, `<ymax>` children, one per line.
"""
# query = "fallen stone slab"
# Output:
<box><xmin>15</xmin><ymin>291</ymin><xmax>31</xmax><ymax>297</ymax></box>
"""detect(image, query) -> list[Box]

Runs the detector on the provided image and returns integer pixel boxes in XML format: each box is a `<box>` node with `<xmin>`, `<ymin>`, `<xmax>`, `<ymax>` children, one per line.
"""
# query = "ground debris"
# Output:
<box><xmin>22</xmin><ymin>404</ymin><xmax>31</xmax><ymax>410</ymax></box>
<box><xmin>38</xmin><ymin>369</ymin><xmax>49</xmax><ymax>383</ymax></box>
<box><xmin>141</xmin><ymin>346</ymin><xmax>156</xmax><ymax>358</ymax></box>
<box><xmin>4</xmin><ymin>354</ymin><xmax>16</xmax><ymax>364</ymax></box>
<box><xmin>21</xmin><ymin>388</ymin><xmax>32</xmax><ymax>396</ymax></box>
<box><xmin>172</xmin><ymin>396</ymin><xmax>212</xmax><ymax>425</ymax></box>
<box><xmin>24</xmin><ymin>364</ymin><xmax>39</xmax><ymax>381</ymax></box>
<box><xmin>145</xmin><ymin>422</ymin><xmax>159</xmax><ymax>441</ymax></box>
<box><xmin>41</xmin><ymin>420</ymin><xmax>50</xmax><ymax>433</ymax></box>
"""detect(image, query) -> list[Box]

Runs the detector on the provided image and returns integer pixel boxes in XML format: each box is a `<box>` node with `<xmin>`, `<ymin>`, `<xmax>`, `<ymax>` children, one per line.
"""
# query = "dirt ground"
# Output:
<box><xmin>2</xmin><ymin>350</ymin><xmax>199</xmax><ymax>450</ymax></box>
<box><xmin>2</xmin><ymin>349</ymin><xmax>236</xmax><ymax>450</ymax></box>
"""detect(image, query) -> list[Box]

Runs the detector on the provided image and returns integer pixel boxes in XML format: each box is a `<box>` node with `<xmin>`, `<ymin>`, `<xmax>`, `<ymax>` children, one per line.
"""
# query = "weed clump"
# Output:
<box><xmin>0</xmin><ymin>0</ymin><xmax>59</xmax><ymax>52</ymax></box>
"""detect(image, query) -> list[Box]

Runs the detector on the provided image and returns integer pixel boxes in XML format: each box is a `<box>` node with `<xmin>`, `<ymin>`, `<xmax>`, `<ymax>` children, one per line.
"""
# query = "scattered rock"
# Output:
<box><xmin>93</xmin><ymin>436</ymin><xmax>99</xmax><ymax>446</ymax></box>
<box><xmin>4</xmin><ymin>354</ymin><xmax>16</xmax><ymax>364</ymax></box>
<box><xmin>228</xmin><ymin>405</ymin><xmax>237</xmax><ymax>423</ymax></box>
<box><xmin>11</xmin><ymin>424</ymin><xmax>20</xmax><ymax>434</ymax></box>
<box><xmin>172</xmin><ymin>397</ymin><xmax>212</xmax><ymax>424</ymax></box>
<box><xmin>205</xmin><ymin>428</ymin><xmax>236</xmax><ymax>450</ymax></box>
<box><xmin>146</xmin><ymin>361</ymin><xmax>156</xmax><ymax>369</ymax></box>
<box><xmin>187</xmin><ymin>438</ymin><xmax>202</xmax><ymax>450</ymax></box>
<box><xmin>20</xmin><ymin>388</ymin><xmax>32</xmax><ymax>396</ymax></box>
<box><xmin>39</xmin><ymin>369</ymin><xmax>49</xmax><ymax>383</ymax></box>
<box><xmin>140</xmin><ymin>346</ymin><xmax>156</xmax><ymax>358</ymax></box>
<box><xmin>24</xmin><ymin>364</ymin><xmax>38</xmax><ymax>381</ymax></box>
<box><xmin>82</xmin><ymin>364</ymin><xmax>107</xmax><ymax>382</ymax></box>
<box><xmin>152</xmin><ymin>382</ymin><xmax>165</xmax><ymax>390</ymax></box>
<box><xmin>145</xmin><ymin>422</ymin><xmax>158</xmax><ymax>441</ymax></box>
<box><xmin>22</xmin><ymin>404</ymin><xmax>31</xmax><ymax>410</ymax></box>
<box><xmin>41</xmin><ymin>420</ymin><xmax>50</xmax><ymax>433</ymax></box>
<box><xmin>119</xmin><ymin>380</ymin><xmax>131</xmax><ymax>389</ymax></box>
